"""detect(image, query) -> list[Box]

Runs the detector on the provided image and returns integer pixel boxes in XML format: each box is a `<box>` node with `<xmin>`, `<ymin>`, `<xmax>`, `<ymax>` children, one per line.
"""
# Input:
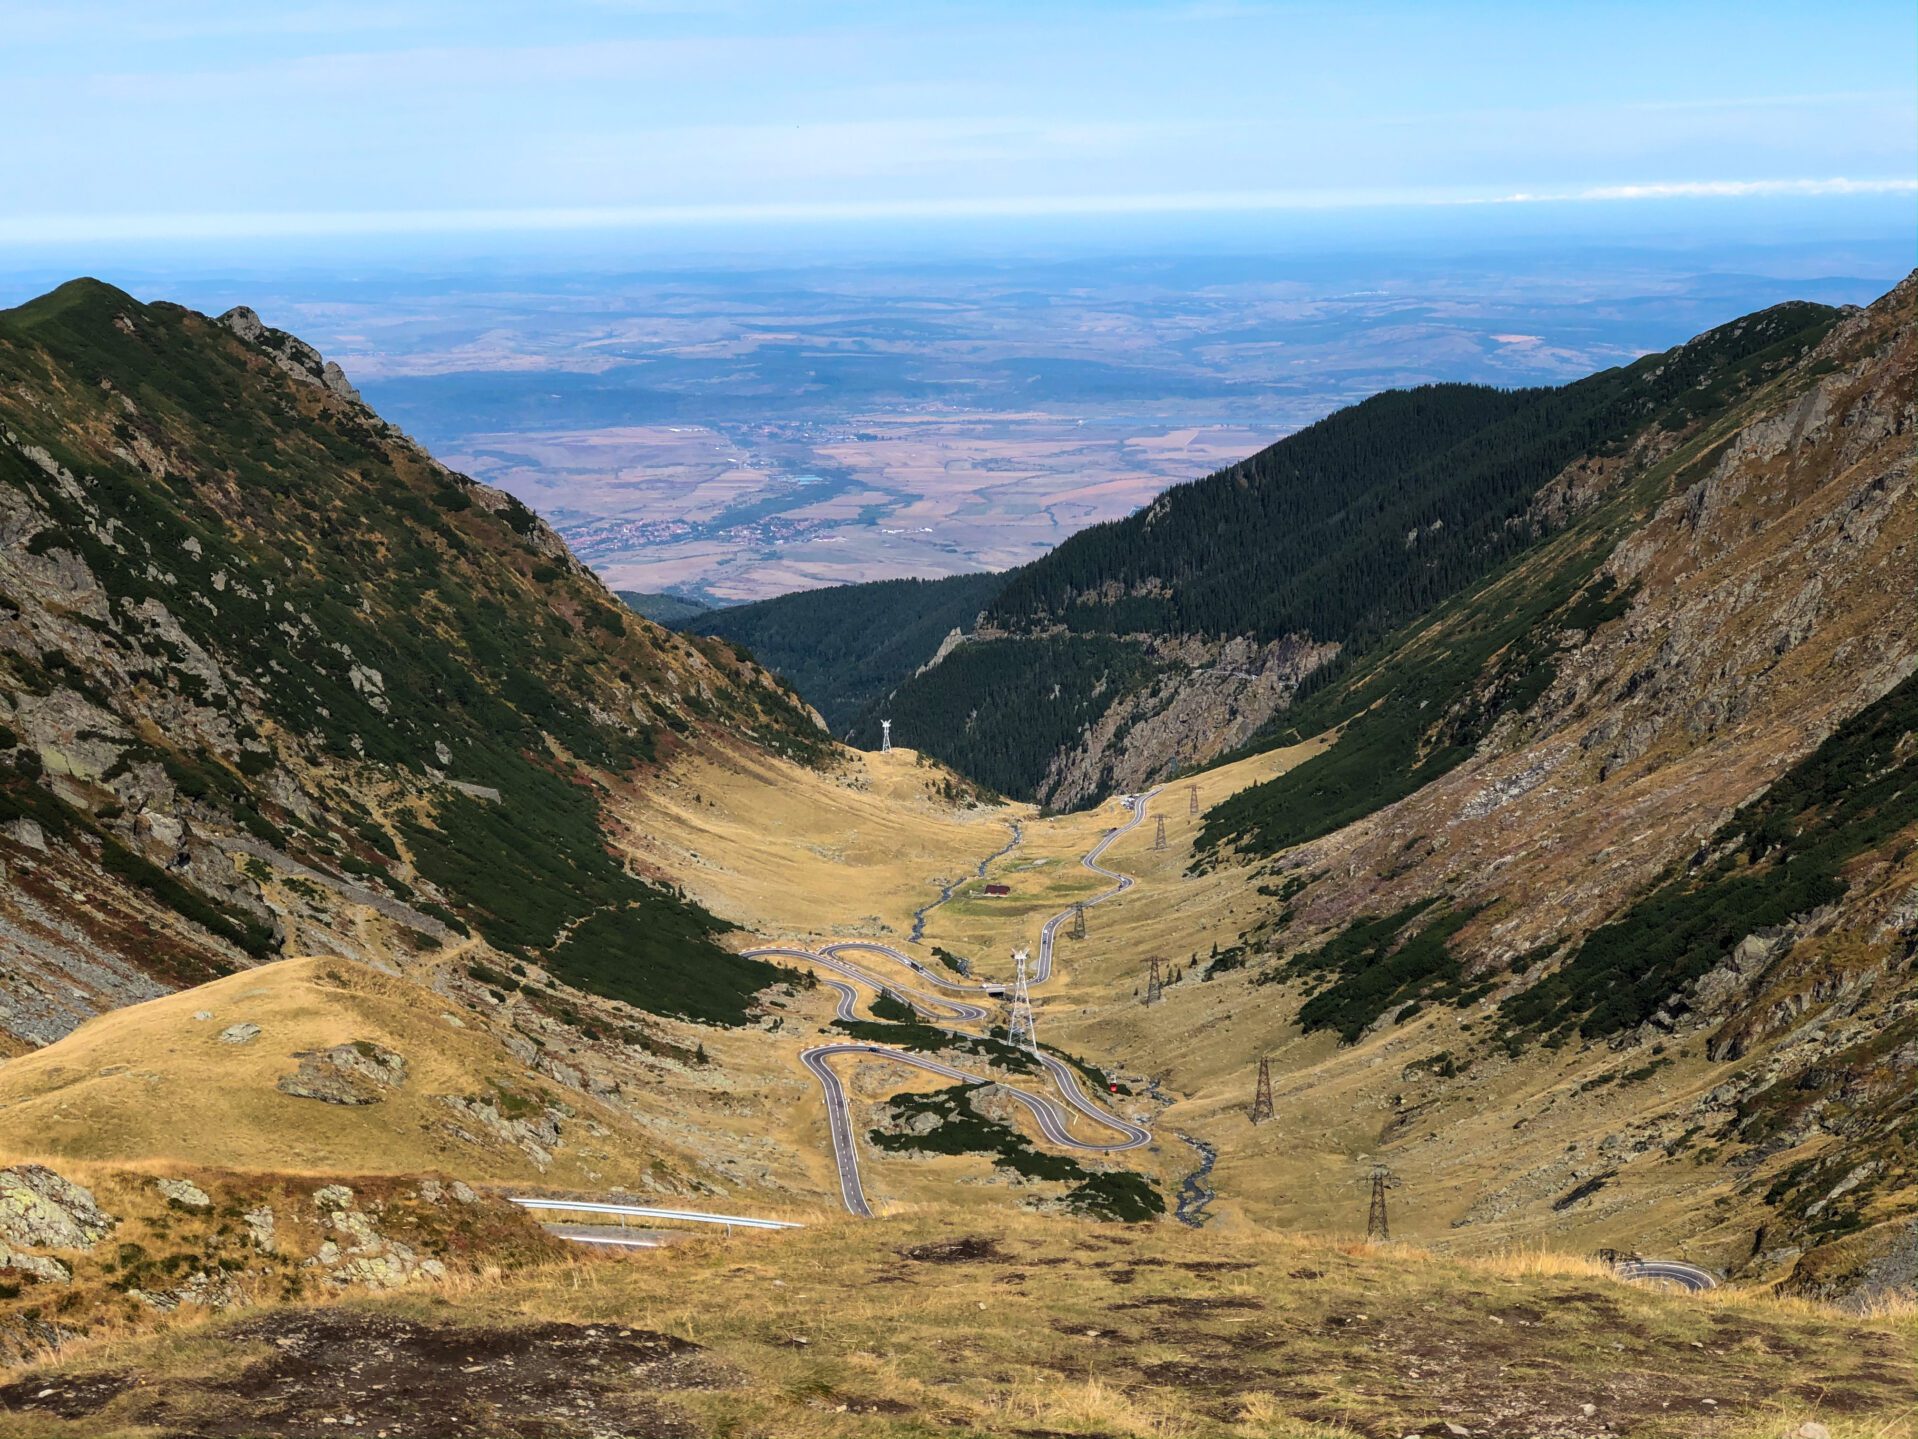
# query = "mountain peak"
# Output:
<box><xmin>0</xmin><ymin>275</ymin><xmax>143</xmax><ymax>330</ymax></box>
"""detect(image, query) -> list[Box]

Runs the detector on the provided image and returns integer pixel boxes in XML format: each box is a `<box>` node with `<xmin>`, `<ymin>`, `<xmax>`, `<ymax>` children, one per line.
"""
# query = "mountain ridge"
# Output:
<box><xmin>0</xmin><ymin>276</ymin><xmax>825</xmax><ymax>1047</ymax></box>
<box><xmin>0</xmin><ymin>273</ymin><xmax>1912</xmax><ymax>1390</ymax></box>
<box><xmin>707</xmin><ymin>296</ymin><xmax>1851</xmax><ymax>811</ymax></box>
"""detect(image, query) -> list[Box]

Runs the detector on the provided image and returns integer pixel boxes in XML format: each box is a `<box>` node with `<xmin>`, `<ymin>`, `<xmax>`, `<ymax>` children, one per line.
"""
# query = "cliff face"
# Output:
<box><xmin>1215</xmin><ymin>274</ymin><xmax>1915</xmax><ymax>1290</ymax></box>
<box><xmin>1037</xmin><ymin>631</ymin><xmax>1337</xmax><ymax>810</ymax></box>
<box><xmin>0</xmin><ymin>280</ymin><xmax>822</xmax><ymax>1049</ymax></box>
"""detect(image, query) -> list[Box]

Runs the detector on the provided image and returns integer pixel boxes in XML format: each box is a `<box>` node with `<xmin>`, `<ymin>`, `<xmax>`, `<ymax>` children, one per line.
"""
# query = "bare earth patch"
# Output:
<box><xmin>1</xmin><ymin>1213</ymin><xmax>1909</xmax><ymax>1438</ymax></box>
<box><xmin>11</xmin><ymin>1309</ymin><xmax>732</xmax><ymax>1439</ymax></box>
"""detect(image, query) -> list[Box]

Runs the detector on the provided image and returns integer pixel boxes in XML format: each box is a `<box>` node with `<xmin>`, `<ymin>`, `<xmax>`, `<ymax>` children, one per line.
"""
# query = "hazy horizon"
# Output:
<box><xmin>5</xmin><ymin>0</ymin><xmax>1909</xmax><ymax>605</ymax></box>
<box><xmin>9</xmin><ymin>227</ymin><xmax>1899</xmax><ymax>607</ymax></box>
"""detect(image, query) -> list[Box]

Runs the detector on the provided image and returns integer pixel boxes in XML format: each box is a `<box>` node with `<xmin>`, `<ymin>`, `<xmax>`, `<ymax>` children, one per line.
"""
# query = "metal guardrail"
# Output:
<box><xmin>507</xmin><ymin>1198</ymin><xmax>802</xmax><ymax>1232</ymax></box>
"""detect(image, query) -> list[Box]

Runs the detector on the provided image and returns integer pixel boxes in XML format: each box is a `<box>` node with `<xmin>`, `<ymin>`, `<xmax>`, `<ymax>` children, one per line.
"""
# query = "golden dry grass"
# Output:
<box><xmin>4</xmin><ymin>1207</ymin><xmax>1910</xmax><ymax>1439</ymax></box>
<box><xmin>618</xmin><ymin>739</ymin><xmax>1029</xmax><ymax>943</ymax></box>
<box><xmin>0</xmin><ymin>958</ymin><xmax>699</xmax><ymax>1191</ymax></box>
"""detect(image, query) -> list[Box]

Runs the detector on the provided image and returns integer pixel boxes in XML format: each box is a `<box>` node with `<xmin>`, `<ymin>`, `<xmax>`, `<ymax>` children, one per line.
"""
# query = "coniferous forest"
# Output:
<box><xmin>759</xmin><ymin>301</ymin><xmax>1838</xmax><ymax>806</ymax></box>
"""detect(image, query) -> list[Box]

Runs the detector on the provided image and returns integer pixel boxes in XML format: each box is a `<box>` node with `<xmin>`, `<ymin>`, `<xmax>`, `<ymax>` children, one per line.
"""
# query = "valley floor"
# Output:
<box><xmin>4</xmin><ymin>740</ymin><xmax>1912</xmax><ymax>1437</ymax></box>
<box><xmin>619</xmin><ymin>738</ymin><xmax>1834</xmax><ymax>1274</ymax></box>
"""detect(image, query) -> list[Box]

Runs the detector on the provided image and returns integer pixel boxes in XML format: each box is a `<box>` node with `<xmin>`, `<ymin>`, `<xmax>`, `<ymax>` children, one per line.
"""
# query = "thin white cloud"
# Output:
<box><xmin>1483</xmin><ymin>177</ymin><xmax>1918</xmax><ymax>204</ymax></box>
<box><xmin>3</xmin><ymin>177</ymin><xmax>1912</xmax><ymax>245</ymax></box>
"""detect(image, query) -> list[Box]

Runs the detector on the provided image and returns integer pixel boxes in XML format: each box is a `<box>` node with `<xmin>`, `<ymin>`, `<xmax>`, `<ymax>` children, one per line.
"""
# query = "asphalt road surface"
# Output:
<box><xmin>796</xmin><ymin>787</ymin><xmax>1160</xmax><ymax>998</ymax></box>
<box><xmin>762</xmin><ymin>789</ymin><xmax>1161</xmax><ymax>1217</ymax></box>
<box><xmin>748</xmin><ymin>944</ymin><xmax>993</xmax><ymax>1023</ymax></box>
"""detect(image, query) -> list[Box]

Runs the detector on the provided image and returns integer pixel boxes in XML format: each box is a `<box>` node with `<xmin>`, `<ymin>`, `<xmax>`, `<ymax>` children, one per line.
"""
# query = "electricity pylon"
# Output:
<box><xmin>1144</xmin><ymin>956</ymin><xmax>1163</xmax><ymax>1005</ymax></box>
<box><xmin>1005</xmin><ymin>948</ymin><xmax>1037</xmax><ymax>1052</ymax></box>
<box><xmin>1366</xmin><ymin>1164</ymin><xmax>1400</xmax><ymax>1241</ymax></box>
<box><xmin>1188</xmin><ymin>785</ymin><xmax>1199</xmax><ymax>817</ymax></box>
<box><xmin>1249</xmin><ymin>1056</ymin><xmax>1273</xmax><ymax>1123</ymax></box>
<box><xmin>880</xmin><ymin>719</ymin><xmax>892</xmax><ymax>753</ymax></box>
<box><xmin>1153</xmin><ymin>815</ymin><xmax>1167</xmax><ymax>850</ymax></box>
<box><xmin>1070</xmin><ymin>902</ymin><xmax>1086</xmax><ymax>940</ymax></box>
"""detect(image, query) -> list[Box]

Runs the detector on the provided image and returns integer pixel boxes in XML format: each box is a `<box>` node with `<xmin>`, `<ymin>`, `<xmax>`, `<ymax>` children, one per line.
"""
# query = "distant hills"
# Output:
<box><xmin>700</xmin><ymin>298</ymin><xmax>1849</xmax><ymax>812</ymax></box>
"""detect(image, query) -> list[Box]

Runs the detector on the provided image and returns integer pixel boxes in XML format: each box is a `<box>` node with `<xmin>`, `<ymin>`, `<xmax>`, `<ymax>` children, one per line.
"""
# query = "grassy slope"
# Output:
<box><xmin>0</xmin><ymin>957</ymin><xmax>711</xmax><ymax>1189</ymax></box>
<box><xmin>1503</xmin><ymin>669</ymin><xmax>1918</xmax><ymax>1039</ymax></box>
<box><xmin>4</xmin><ymin>1209</ymin><xmax>1911</xmax><ymax>1439</ymax></box>
<box><xmin>0</xmin><ymin>278</ymin><xmax>825</xmax><ymax>1023</ymax></box>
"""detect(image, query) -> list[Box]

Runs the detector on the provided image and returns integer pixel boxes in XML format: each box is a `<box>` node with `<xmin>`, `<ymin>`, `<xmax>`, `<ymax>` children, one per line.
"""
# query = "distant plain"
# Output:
<box><xmin>28</xmin><ymin>240</ymin><xmax>1902</xmax><ymax>603</ymax></box>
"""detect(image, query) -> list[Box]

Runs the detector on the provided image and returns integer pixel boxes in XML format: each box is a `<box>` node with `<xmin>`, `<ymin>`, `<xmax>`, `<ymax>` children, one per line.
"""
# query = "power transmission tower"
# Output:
<box><xmin>1248</xmin><ymin>1056</ymin><xmax>1273</xmax><ymax>1123</ymax></box>
<box><xmin>1070</xmin><ymin>902</ymin><xmax>1086</xmax><ymax>940</ymax></box>
<box><xmin>880</xmin><ymin>719</ymin><xmax>892</xmax><ymax>753</ymax></box>
<box><xmin>1005</xmin><ymin>948</ymin><xmax>1037</xmax><ymax>1052</ymax></box>
<box><xmin>1366</xmin><ymin>1164</ymin><xmax>1400</xmax><ymax>1241</ymax></box>
<box><xmin>1188</xmin><ymin>785</ymin><xmax>1199</xmax><ymax>817</ymax></box>
<box><xmin>1144</xmin><ymin>956</ymin><xmax>1163</xmax><ymax>1005</ymax></box>
<box><xmin>1153</xmin><ymin>815</ymin><xmax>1167</xmax><ymax>850</ymax></box>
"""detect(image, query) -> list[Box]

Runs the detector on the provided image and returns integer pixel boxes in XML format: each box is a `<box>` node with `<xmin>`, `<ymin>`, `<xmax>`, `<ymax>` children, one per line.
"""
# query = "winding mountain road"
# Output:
<box><xmin>748</xmin><ymin>944</ymin><xmax>994</xmax><ymax>1024</ymax></box>
<box><xmin>805</xmin><ymin>787</ymin><xmax>1159</xmax><ymax>996</ymax></box>
<box><xmin>761</xmin><ymin>790</ymin><xmax>1162</xmax><ymax>1217</ymax></box>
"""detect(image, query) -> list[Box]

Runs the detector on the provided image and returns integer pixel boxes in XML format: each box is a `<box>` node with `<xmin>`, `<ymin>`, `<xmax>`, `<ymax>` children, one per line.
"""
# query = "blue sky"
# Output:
<box><xmin>2</xmin><ymin>0</ymin><xmax>1913</xmax><ymax>248</ymax></box>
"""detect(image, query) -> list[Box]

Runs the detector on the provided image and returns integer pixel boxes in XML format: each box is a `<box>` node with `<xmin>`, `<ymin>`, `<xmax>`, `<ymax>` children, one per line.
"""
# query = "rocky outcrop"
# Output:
<box><xmin>1040</xmin><ymin>632</ymin><xmax>1337</xmax><ymax>810</ymax></box>
<box><xmin>217</xmin><ymin>306</ymin><xmax>362</xmax><ymax>403</ymax></box>
<box><xmin>154</xmin><ymin>1177</ymin><xmax>212</xmax><ymax>1212</ymax></box>
<box><xmin>0</xmin><ymin>1164</ymin><xmax>116</xmax><ymax>1288</ymax></box>
<box><xmin>277</xmin><ymin>1041</ymin><xmax>408</xmax><ymax>1105</ymax></box>
<box><xmin>0</xmin><ymin>1164</ymin><xmax>115</xmax><ymax>1250</ymax></box>
<box><xmin>438</xmin><ymin>1093</ymin><xmax>568</xmax><ymax>1170</ymax></box>
<box><xmin>307</xmin><ymin>1184</ymin><xmax>447</xmax><ymax>1289</ymax></box>
<box><xmin>0</xmin><ymin>1243</ymin><xmax>70</xmax><ymax>1283</ymax></box>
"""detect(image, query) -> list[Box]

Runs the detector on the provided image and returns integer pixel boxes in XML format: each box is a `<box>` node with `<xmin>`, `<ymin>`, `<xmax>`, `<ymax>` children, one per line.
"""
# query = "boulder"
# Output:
<box><xmin>0</xmin><ymin>1243</ymin><xmax>71</xmax><ymax>1283</ymax></box>
<box><xmin>153</xmin><ymin>1177</ymin><xmax>212</xmax><ymax>1212</ymax></box>
<box><xmin>277</xmin><ymin>1042</ymin><xmax>407</xmax><ymax>1105</ymax></box>
<box><xmin>0</xmin><ymin>1165</ymin><xmax>115</xmax><ymax>1250</ymax></box>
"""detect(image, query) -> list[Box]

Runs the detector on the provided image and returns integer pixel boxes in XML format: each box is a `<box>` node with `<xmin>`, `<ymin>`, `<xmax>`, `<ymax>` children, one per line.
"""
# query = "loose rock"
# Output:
<box><xmin>0</xmin><ymin>1165</ymin><xmax>116</xmax><ymax>1249</ymax></box>
<box><xmin>154</xmin><ymin>1177</ymin><xmax>212</xmax><ymax>1212</ymax></box>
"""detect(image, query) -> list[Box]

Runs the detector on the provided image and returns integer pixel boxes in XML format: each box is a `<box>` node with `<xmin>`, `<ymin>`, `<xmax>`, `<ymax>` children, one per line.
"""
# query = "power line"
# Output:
<box><xmin>1005</xmin><ymin>948</ymin><xmax>1036</xmax><ymax>1052</ymax></box>
<box><xmin>1366</xmin><ymin>1164</ymin><xmax>1400</xmax><ymax>1241</ymax></box>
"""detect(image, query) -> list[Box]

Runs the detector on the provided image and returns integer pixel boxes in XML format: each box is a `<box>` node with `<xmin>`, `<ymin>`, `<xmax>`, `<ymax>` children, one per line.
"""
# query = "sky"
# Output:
<box><xmin>2</xmin><ymin>0</ymin><xmax>1914</xmax><ymax>256</ymax></box>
